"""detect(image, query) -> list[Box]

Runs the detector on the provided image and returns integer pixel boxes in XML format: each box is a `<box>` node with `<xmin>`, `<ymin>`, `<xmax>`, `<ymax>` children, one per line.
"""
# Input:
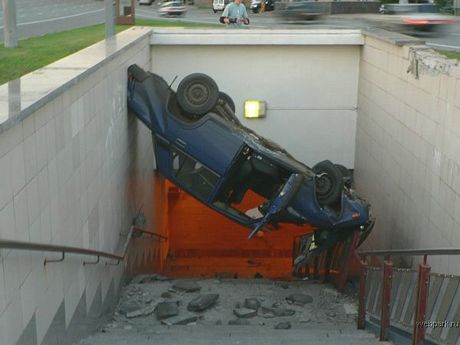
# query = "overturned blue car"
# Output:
<box><xmin>127</xmin><ymin>64</ymin><xmax>375</xmax><ymax>264</ymax></box>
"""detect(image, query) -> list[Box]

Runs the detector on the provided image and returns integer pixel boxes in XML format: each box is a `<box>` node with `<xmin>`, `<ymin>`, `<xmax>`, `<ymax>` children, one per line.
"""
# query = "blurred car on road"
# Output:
<box><xmin>251</xmin><ymin>0</ymin><xmax>275</xmax><ymax>13</ymax></box>
<box><xmin>139</xmin><ymin>0</ymin><xmax>154</xmax><ymax>5</ymax></box>
<box><xmin>159</xmin><ymin>1</ymin><xmax>186</xmax><ymax>16</ymax></box>
<box><xmin>275</xmin><ymin>0</ymin><xmax>326</xmax><ymax>21</ymax></box>
<box><xmin>213</xmin><ymin>0</ymin><xmax>228</xmax><ymax>13</ymax></box>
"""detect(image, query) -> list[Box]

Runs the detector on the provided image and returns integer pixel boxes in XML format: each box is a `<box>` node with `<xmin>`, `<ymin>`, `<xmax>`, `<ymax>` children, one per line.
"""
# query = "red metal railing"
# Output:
<box><xmin>292</xmin><ymin>230</ymin><xmax>360</xmax><ymax>290</ymax></box>
<box><xmin>357</xmin><ymin>248</ymin><xmax>460</xmax><ymax>345</ymax></box>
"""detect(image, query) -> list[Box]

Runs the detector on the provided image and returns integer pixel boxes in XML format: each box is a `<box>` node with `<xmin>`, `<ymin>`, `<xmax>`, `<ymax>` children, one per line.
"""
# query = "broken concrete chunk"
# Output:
<box><xmin>244</xmin><ymin>298</ymin><xmax>261</xmax><ymax>310</ymax></box>
<box><xmin>229</xmin><ymin>319</ymin><xmax>251</xmax><ymax>325</ymax></box>
<box><xmin>155</xmin><ymin>302</ymin><xmax>179</xmax><ymax>319</ymax></box>
<box><xmin>172</xmin><ymin>280</ymin><xmax>201</xmax><ymax>292</ymax></box>
<box><xmin>343</xmin><ymin>303</ymin><xmax>358</xmax><ymax>315</ymax></box>
<box><xmin>118</xmin><ymin>301</ymin><xmax>142</xmax><ymax>316</ymax></box>
<box><xmin>125</xmin><ymin>303</ymin><xmax>157</xmax><ymax>318</ymax></box>
<box><xmin>285</xmin><ymin>293</ymin><xmax>313</xmax><ymax>306</ymax></box>
<box><xmin>187</xmin><ymin>294</ymin><xmax>219</xmax><ymax>312</ymax></box>
<box><xmin>326</xmin><ymin>311</ymin><xmax>337</xmax><ymax>318</ymax></box>
<box><xmin>275</xmin><ymin>321</ymin><xmax>292</xmax><ymax>329</ymax></box>
<box><xmin>233</xmin><ymin>307</ymin><xmax>257</xmax><ymax>318</ymax></box>
<box><xmin>161</xmin><ymin>313</ymin><xmax>198</xmax><ymax>326</ymax></box>
<box><xmin>275</xmin><ymin>281</ymin><xmax>289</xmax><ymax>289</ymax></box>
<box><xmin>132</xmin><ymin>274</ymin><xmax>170</xmax><ymax>284</ymax></box>
<box><xmin>161</xmin><ymin>292</ymin><xmax>173</xmax><ymax>299</ymax></box>
<box><xmin>261</xmin><ymin>306</ymin><xmax>295</xmax><ymax>317</ymax></box>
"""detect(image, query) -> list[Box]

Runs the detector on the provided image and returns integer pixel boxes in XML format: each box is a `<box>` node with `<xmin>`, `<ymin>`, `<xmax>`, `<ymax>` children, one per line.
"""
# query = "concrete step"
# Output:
<box><xmin>78</xmin><ymin>327</ymin><xmax>390</xmax><ymax>345</ymax></box>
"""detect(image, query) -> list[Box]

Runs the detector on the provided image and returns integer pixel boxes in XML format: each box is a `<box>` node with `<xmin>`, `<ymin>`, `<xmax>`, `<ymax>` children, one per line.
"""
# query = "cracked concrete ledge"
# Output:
<box><xmin>407</xmin><ymin>45</ymin><xmax>458</xmax><ymax>77</ymax></box>
<box><xmin>362</xmin><ymin>27</ymin><xmax>424</xmax><ymax>47</ymax></box>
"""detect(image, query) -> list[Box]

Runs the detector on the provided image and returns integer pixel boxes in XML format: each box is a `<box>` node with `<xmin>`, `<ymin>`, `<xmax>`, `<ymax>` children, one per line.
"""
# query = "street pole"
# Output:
<box><xmin>105</xmin><ymin>0</ymin><xmax>115</xmax><ymax>38</ymax></box>
<box><xmin>2</xmin><ymin>0</ymin><xmax>18</xmax><ymax>48</ymax></box>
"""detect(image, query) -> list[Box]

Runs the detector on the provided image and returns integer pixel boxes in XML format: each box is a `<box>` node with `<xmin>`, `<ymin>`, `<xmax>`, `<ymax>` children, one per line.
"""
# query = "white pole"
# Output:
<box><xmin>2</xmin><ymin>0</ymin><xmax>18</xmax><ymax>48</ymax></box>
<box><xmin>105</xmin><ymin>0</ymin><xmax>115</xmax><ymax>38</ymax></box>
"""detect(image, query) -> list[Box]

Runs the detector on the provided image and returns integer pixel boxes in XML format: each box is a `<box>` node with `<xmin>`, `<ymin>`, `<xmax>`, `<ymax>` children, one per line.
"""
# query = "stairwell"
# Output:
<box><xmin>76</xmin><ymin>277</ymin><xmax>391</xmax><ymax>345</ymax></box>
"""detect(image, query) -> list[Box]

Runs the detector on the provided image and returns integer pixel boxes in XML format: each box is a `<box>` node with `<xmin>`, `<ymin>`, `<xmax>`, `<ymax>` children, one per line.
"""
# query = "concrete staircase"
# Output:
<box><xmin>76</xmin><ymin>277</ymin><xmax>391</xmax><ymax>345</ymax></box>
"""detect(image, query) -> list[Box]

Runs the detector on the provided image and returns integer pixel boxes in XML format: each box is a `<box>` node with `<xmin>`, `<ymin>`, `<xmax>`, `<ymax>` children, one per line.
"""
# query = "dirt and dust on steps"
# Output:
<box><xmin>76</xmin><ymin>275</ymin><xmax>379</xmax><ymax>345</ymax></box>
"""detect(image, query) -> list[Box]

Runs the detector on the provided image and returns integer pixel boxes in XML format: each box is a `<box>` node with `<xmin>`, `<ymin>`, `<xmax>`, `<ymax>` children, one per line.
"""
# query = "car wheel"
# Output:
<box><xmin>334</xmin><ymin>164</ymin><xmax>353</xmax><ymax>188</ymax></box>
<box><xmin>312</xmin><ymin>160</ymin><xmax>343</xmax><ymax>207</ymax></box>
<box><xmin>177</xmin><ymin>73</ymin><xmax>219</xmax><ymax>116</ymax></box>
<box><xmin>217</xmin><ymin>92</ymin><xmax>236</xmax><ymax>113</ymax></box>
<box><xmin>213</xmin><ymin>9</ymin><xmax>217</xmax><ymax>13</ymax></box>
<box><xmin>214</xmin><ymin>92</ymin><xmax>240</xmax><ymax>125</ymax></box>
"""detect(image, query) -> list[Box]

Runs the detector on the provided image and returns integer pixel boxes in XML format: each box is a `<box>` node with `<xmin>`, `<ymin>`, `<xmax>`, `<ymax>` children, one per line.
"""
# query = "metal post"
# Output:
<box><xmin>358</xmin><ymin>256</ymin><xmax>368</xmax><ymax>329</ymax></box>
<box><xmin>2</xmin><ymin>0</ymin><xmax>18</xmax><ymax>48</ymax></box>
<box><xmin>337</xmin><ymin>230</ymin><xmax>359</xmax><ymax>291</ymax></box>
<box><xmin>412</xmin><ymin>255</ymin><xmax>431</xmax><ymax>345</ymax></box>
<box><xmin>380</xmin><ymin>256</ymin><xmax>393</xmax><ymax>341</ymax></box>
<box><xmin>104</xmin><ymin>0</ymin><xmax>115</xmax><ymax>38</ymax></box>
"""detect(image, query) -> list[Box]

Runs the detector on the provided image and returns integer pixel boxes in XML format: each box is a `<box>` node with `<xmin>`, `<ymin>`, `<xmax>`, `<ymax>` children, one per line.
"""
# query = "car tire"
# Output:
<box><xmin>312</xmin><ymin>160</ymin><xmax>343</xmax><ymax>207</ymax></box>
<box><xmin>214</xmin><ymin>92</ymin><xmax>240</xmax><ymax>125</ymax></box>
<box><xmin>177</xmin><ymin>73</ymin><xmax>219</xmax><ymax>116</ymax></box>
<box><xmin>217</xmin><ymin>92</ymin><xmax>236</xmax><ymax>113</ymax></box>
<box><xmin>213</xmin><ymin>9</ymin><xmax>217</xmax><ymax>13</ymax></box>
<box><xmin>334</xmin><ymin>164</ymin><xmax>353</xmax><ymax>188</ymax></box>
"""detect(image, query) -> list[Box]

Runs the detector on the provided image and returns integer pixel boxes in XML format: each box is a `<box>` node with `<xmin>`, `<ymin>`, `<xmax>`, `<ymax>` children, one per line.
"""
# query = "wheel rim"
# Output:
<box><xmin>316</xmin><ymin>174</ymin><xmax>333</xmax><ymax>196</ymax></box>
<box><xmin>186</xmin><ymin>83</ymin><xmax>209</xmax><ymax>106</ymax></box>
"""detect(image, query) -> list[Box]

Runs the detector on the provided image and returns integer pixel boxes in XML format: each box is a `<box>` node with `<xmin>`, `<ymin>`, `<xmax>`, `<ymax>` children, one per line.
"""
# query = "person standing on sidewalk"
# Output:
<box><xmin>220</xmin><ymin>0</ymin><xmax>250</xmax><ymax>27</ymax></box>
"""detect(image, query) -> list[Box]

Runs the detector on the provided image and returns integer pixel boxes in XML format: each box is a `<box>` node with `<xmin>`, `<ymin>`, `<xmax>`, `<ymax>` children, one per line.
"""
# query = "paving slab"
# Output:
<box><xmin>188</xmin><ymin>294</ymin><xmax>219</xmax><ymax>312</ymax></box>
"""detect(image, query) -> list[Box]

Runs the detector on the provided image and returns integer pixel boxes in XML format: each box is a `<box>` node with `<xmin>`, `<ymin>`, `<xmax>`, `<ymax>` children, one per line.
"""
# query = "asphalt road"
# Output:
<box><xmin>1</xmin><ymin>0</ymin><xmax>460</xmax><ymax>50</ymax></box>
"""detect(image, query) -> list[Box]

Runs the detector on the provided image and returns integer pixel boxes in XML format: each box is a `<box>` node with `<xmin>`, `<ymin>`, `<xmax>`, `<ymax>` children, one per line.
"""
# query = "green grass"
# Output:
<box><xmin>437</xmin><ymin>50</ymin><xmax>460</xmax><ymax>61</ymax></box>
<box><xmin>0</xmin><ymin>19</ymin><xmax>219</xmax><ymax>85</ymax></box>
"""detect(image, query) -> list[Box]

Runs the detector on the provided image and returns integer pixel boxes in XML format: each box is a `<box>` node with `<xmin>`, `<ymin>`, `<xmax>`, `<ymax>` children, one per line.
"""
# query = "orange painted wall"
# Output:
<box><xmin>160</xmin><ymin>180</ymin><xmax>314</xmax><ymax>279</ymax></box>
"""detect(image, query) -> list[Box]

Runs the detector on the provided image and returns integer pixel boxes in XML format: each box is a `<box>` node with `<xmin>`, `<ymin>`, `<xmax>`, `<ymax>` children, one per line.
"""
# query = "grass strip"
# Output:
<box><xmin>0</xmin><ymin>19</ymin><xmax>219</xmax><ymax>85</ymax></box>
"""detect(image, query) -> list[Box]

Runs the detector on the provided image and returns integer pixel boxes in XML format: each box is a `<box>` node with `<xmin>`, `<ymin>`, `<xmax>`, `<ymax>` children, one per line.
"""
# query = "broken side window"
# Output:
<box><xmin>172</xmin><ymin>148</ymin><xmax>220</xmax><ymax>200</ymax></box>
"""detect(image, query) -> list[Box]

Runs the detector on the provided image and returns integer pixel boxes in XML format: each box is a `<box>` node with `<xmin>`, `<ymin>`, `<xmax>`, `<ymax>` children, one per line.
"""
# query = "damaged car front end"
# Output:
<box><xmin>127</xmin><ymin>64</ymin><xmax>375</xmax><ymax>267</ymax></box>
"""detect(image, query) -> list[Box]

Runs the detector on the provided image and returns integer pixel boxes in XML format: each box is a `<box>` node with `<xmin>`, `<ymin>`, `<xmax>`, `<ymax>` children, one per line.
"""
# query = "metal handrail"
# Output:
<box><xmin>132</xmin><ymin>226</ymin><xmax>168</xmax><ymax>240</ymax></box>
<box><xmin>357</xmin><ymin>246</ymin><xmax>460</xmax><ymax>345</ymax></box>
<box><xmin>0</xmin><ymin>226</ymin><xmax>168</xmax><ymax>266</ymax></box>
<box><xmin>358</xmin><ymin>248</ymin><xmax>460</xmax><ymax>257</ymax></box>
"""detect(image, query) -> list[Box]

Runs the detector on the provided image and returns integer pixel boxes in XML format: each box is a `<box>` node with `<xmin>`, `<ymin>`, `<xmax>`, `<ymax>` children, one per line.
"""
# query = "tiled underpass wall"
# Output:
<box><xmin>355</xmin><ymin>32</ymin><xmax>460</xmax><ymax>275</ymax></box>
<box><xmin>0</xmin><ymin>28</ymin><xmax>155</xmax><ymax>345</ymax></box>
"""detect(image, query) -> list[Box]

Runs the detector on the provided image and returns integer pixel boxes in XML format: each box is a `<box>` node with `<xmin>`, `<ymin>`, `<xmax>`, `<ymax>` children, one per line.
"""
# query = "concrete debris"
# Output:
<box><xmin>123</xmin><ymin>325</ymin><xmax>133</xmax><ymax>330</ymax></box>
<box><xmin>131</xmin><ymin>274</ymin><xmax>170</xmax><ymax>284</ymax></box>
<box><xmin>172</xmin><ymin>280</ymin><xmax>201</xmax><ymax>292</ymax></box>
<box><xmin>326</xmin><ymin>311</ymin><xmax>336</xmax><ymax>318</ymax></box>
<box><xmin>161</xmin><ymin>313</ymin><xmax>198</xmax><ymax>326</ymax></box>
<box><xmin>244</xmin><ymin>298</ymin><xmax>261</xmax><ymax>310</ymax></box>
<box><xmin>263</xmin><ymin>313</ymin><xmax>276</xmax><ymax>319</ymax></box>
<box><xmin>229</xmin><ymin>319</ymin><xmax>251</xmax><ymax>325</ymax></box>
<box><xmin>125</xmin><ymin>303</ymin><xmax>157</xmax><ymax>318</ymax></box>
<box><xmin>261</xmin><ymin>306</ymin><xmax>296</xmax><ymax>317</ymax></box>
<box><xmin>274</xmin><ymin>321</ymin><xmax>291</xmax><ymax>329</ymax></box>
<box><xmin>118</xmin><ymin>301</ymin><xmax>142</xmax><ymax>316</ymax></box>
<box><xmin>187</xmin><ymin>294</ymin><xmax>219</xmax><ymax>312</ymax></box>
<box><xmin>343</xmin><ymin>303</ymin><xmax>358</xmax><ymax>315</ymax></box>
<box><xmin>161</xmin><ymin>292</ymin><xmax>173</xmax><ymax>299</ymax></box>
<box><xmin>285</xmin><ymin>293</ymin><xmax>313</xmax><ymax>306</ymax></box>
<box><xmin>233</xmin><ymin>307</ymin><xmax>258</xmax><ymax>318</ymax></box>
<box><xmin>300</xmin><ymin>315</ymin><xmax>312</xmax><ymax>323</ymax></box>
<box><xmin>275</xmin><ymin>281</ymin><xmax>289</xmax><ymax>289</ymax></box>
<box><xmin>155</xmin><ymin>302</ymin><xmax>179</xmax><ymax>319</ymax></box>
<box><xmin>321</xmin><ymin>288</ymin><xmax>338</xmax><ymax>298</ymax></box>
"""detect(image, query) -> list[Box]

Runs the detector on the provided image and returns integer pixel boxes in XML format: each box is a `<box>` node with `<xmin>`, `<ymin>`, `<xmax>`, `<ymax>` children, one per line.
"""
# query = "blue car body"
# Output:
<box><xmin>127</xmin><ymin>65</ymin><xmax>374</xmax><ymax>256</ymax></box>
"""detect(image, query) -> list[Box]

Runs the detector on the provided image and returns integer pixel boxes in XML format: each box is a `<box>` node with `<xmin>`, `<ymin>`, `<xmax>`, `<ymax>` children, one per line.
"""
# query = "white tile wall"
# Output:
<box><xmin>0</xmin><ymin>28</ymin><xmax>152</xmax><ymax>345</ymax></box>
<box><xmin>356</xmin><ymin>34</ymin><xmax>460</xmax><ymax>273</ymax></box>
